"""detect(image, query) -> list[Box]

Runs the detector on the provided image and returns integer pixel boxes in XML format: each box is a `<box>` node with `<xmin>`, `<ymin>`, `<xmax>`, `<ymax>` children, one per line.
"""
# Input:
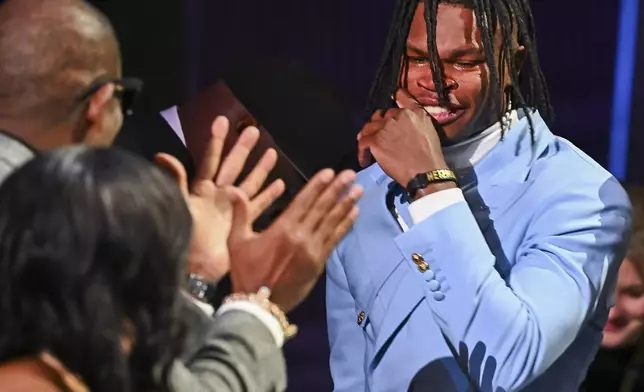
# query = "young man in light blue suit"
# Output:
<box><xmin>326</xmin><ymin>0</ymin><xmax>632</xmax><ymax>391</ymax></box>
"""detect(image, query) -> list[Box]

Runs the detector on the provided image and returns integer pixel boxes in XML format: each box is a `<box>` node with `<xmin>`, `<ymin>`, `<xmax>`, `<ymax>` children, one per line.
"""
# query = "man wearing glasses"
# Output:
<box><xmin>0</xmin><ymin>1</ymin><xmax>362</xmax><ymax>391</ymax></box>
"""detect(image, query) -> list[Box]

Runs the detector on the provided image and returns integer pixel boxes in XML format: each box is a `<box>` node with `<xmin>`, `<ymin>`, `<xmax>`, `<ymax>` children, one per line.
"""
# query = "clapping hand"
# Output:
<box><xmin>156</xmin><ymin>116</ymin><xmax>285</xmax><ymax>282</ymax></box>
<box><xmin>157</xmin><ymin>114</ymin><xmax>364</xmax><ymax>312</ymax></box>
<box><xmin>227</xmin><ymin>168</ymin><xmax>363</xmax><ymax>312</ymax></box>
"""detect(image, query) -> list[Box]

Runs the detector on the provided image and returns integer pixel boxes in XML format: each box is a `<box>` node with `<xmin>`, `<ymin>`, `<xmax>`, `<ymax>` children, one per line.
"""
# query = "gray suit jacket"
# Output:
<box><xmin>171</xmin><ymin>298</ymin><xmax>287</xmax><ymax>392</ymax></box>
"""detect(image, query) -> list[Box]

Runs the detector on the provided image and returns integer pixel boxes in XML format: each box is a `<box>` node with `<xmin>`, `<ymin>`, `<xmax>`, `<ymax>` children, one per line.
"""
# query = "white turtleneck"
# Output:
<box><xmin>408</xmin><ymin>111</ymin><xmax>518</xmax><ymax>226</ymax></box>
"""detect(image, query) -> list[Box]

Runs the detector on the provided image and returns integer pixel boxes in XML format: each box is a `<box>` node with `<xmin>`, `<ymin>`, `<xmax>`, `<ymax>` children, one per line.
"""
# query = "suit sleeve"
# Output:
<box><xmin>169</xmin><ymin>309</ymin><xmax>286</xmax><ymax>392</ymax></box>
<box><xmin>326</xmin><ymin>247</ymin><xmax>367</xmax><ymax>392</ymax></box>
<box><xmin>396</xmin><ymin>177</ymin><xmax>631</xmax><ymax>390</ymax></box>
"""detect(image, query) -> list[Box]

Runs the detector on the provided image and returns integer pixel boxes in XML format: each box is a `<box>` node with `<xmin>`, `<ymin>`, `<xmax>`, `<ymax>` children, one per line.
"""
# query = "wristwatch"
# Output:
<box><xmin>406</xmin><ymin>169</ymin><xmax>457</xmax><ymax>198</ymax></box>
<box><xmin>187</xmin><ymin>274</ymin><xmax>217</xmax><ymax>303</ymax></box>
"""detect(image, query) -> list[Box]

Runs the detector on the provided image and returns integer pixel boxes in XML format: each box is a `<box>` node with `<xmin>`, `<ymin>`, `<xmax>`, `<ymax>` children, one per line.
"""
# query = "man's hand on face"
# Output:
<box><xmin>227</xmin><ymin>168</ymin><xmax>363</xmax><ymax>313</ymax></box>
<box><xmin>156</xmin><ymin>116</ymin><xmax>285</xmax><ymax>283</ymax></box>
<box><xmin>357</xmin><ymin>89</ymin><xmax>449</xmax><ymax>188</ymax></box>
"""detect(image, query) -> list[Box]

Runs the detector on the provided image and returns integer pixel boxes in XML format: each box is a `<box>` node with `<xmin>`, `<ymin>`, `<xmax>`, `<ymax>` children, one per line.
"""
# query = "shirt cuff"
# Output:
<box><xmin>408</xmin><ymin>188</ymin><xmax>465</xmax><ymax>224</ymax></box>
<box><xmin>216</xmin><ymin>300</ymin><xmax>285</xmax><ymax>348</ymax></box>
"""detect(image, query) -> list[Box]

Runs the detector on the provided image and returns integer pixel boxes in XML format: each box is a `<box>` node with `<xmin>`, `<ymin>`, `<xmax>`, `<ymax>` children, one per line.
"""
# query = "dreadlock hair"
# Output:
<box><xmin>367</xmin><ymin>0</ymin><xmax>553</xmax><ymax>141</ymax></box>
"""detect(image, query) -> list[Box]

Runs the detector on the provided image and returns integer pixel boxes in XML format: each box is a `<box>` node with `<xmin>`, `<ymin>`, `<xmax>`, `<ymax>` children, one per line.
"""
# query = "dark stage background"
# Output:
<box><xmin>94</xmin><ymin>0</ymin><xmax>643</xmax><ymax>390</ymax></box>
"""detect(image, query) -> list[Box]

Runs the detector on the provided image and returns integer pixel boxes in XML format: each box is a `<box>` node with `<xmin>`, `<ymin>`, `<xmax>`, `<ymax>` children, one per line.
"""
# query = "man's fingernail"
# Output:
<box><xmin>349</xmin><ymin>185</ymin><xmax>364</xmax><ymax>199</ymax></box>
<box><xmin>341</xmin><ymin>170</ymin><xmax>357</xmax><ymax>183</ymax></box>
<box><xmin>240</xmin><ymin>126</ymin><xmax>260</xmax><ymax>139</ymax></box>
<box><xmin>319</xmin><ymin>169</ymin><xmax>335</xmax><ymax>182</ymax></box>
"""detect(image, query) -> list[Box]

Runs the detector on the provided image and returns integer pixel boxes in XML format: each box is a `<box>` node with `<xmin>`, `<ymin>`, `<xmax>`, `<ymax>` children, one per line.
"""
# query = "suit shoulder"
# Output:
<box><xmin>532</xmin><ymin>136</ymin><xmax>630</xmax><ymax>210</ymax></box>
<box><xmin>543</xmin><ymin>137</ymin><xmax>609</xmax><ymax>178</ymax></box>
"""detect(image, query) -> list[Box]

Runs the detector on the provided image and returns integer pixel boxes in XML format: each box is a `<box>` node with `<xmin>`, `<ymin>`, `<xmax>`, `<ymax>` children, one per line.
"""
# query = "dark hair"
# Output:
<box><xmin>0</xmin><ymin>147</ymin><xmax>192</xmax><ymax>392</ymax></box>
<box><xmin>367</xmin><ymin>0</ymin><xmax>553</xmax><ymax>138</ymax></box>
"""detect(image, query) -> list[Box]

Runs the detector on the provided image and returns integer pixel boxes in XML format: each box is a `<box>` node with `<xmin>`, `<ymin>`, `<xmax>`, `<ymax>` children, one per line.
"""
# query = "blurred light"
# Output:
<box><xmin>609</xmin><ymin>0</ymin><xmax>639</xmax><ymax>180</ymax></box>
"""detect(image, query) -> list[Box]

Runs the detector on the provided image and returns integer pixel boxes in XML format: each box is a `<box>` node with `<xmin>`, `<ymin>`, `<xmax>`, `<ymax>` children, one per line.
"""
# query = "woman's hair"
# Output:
<box><xmin>0</xmin><ymin>146</ymin><xmax>192</xmax><ymax>392</ymax></box>
<box><xmin>617</xmin><ymin>186</ymin><xmax>644</xmax><ymax>392</ymax></box>
<box><xmin>625</xmin><ymin>186</ymin><xmax>644</xmax><ymax>277</ymax></box>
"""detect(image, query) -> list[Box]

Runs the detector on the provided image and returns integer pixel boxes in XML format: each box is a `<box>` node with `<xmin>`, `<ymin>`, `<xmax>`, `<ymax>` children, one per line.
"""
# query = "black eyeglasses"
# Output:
<box><xmin>78</xmin><ymin>76</ymin><xmax>144</xmax><ymax>116</ymax></box>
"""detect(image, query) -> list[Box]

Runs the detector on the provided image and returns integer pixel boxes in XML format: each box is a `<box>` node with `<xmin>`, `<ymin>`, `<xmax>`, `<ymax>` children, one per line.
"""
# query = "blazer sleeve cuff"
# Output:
<box><xmin>394</xmin><ymin>200</ymin><xmax>497</xmax><ymax>319</ymax></box>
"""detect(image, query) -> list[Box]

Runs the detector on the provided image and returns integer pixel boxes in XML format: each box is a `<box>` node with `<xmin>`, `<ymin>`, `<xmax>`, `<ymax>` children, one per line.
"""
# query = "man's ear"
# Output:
<box><xmin>81</xmin><ymin>83</ymin><xmax>115</xmax><ymax>143</ymax></box>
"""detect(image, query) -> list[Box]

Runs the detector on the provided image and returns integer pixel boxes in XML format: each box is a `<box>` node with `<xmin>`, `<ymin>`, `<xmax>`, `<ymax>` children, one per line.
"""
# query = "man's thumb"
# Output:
<box><xmin>224</xmin><ymin>187</ymin><xmax>251</xmax><ymax>237</ymax></box>
<box><xmin>155</xmin><ymin>153</ymin><xmax>189</xmax><ymax>199</ymax></box>
<box><xmin>394</xmin><ymin>88</ymin><xmax>422</xmax><ymax>110</ymax></box>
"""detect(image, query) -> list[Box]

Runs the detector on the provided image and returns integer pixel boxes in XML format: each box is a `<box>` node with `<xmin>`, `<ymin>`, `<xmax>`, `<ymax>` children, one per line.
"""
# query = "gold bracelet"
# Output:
<box><xmin>407</xmin><ymin>169</ymin><xmax>458</xmax><ymax>198</ymax></box>
<box><xmin>223</xmin><ymin>287</ymin><xmax>298</xmax><ymax>341</ymax></box>
<box><xmin>425</xmin><ymin>169</ymin><xmax>457</xmax><ymax>183</ymax></box>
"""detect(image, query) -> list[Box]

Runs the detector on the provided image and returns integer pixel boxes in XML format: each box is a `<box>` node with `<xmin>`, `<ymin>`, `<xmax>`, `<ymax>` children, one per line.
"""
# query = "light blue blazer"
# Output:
<box><xmin>326</xmin><ymin>112</ymin><xmax>632</xmax><ymax>392</ymax></box>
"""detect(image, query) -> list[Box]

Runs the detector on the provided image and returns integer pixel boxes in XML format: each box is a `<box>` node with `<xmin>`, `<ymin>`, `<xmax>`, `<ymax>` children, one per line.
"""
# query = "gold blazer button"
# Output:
<box><xmin>411</xmin><ymin>253</ymin><xmax>429</xmax><ymax>272</ymax></box>
<box><xmin>357</xmin><ymin>311</ymin><xmax>366</xmax><ymax>325</ymax></box>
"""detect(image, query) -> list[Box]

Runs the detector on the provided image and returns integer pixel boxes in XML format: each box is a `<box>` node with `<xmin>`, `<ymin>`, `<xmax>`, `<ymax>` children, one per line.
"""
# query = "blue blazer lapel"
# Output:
<box><xmin>467</xmin><ymin>111</ymin><xmax>554</xmax><ymax>218</ymax></box>
<box><xmin>351</xmin><ymin>183</ymin><xmax>409</xmax><ymax>309</ymax></box>
<box><xmin>341</xmin><ymin>166</ymin><xmax>419</xmax><ymax>310</ymax></box>
<box><xmin>372</xmin><ymin>266</ymin><xmax>426</xmax><ymax>362</ymax></box>
<box><xmin>456</xmin><ymin>112</ymin><xmax>554</xmax><ymax>278</ymax></box>
<box><xmin>353</xmin><ymin>168</ymin><xmax>429</xmax><ymax>358</ymax></box>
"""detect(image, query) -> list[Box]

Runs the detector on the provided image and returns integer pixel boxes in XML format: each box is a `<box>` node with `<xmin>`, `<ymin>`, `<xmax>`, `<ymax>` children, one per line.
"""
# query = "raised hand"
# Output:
<box><xmin>227</xmin><ymin>169</ymin><xmax>363</xmax><ymax>312</ymax></box>
<box><xmin>357</xmin><ymin>89</ymin><xmax>446</xmax><ymax>188</ymax></box>
<box><xmin>156</xmin><ymin>116</ymin><xmax>285</xmax><ymax>282</ymax></box>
